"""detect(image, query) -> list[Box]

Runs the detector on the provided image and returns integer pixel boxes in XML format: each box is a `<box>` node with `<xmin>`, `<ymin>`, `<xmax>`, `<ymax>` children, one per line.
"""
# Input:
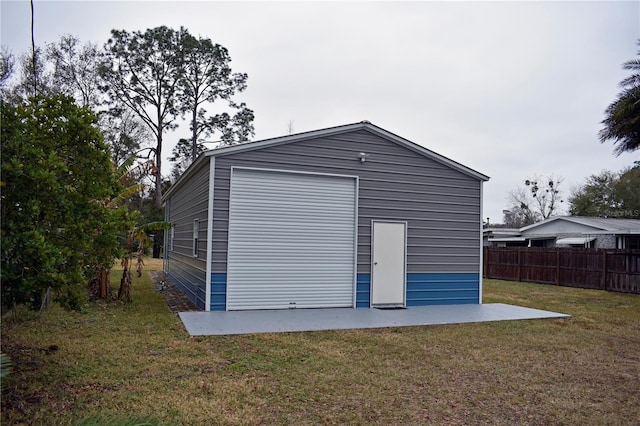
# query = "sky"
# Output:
<box><xmin>1</xmin><ymin>0</ymin><xmax>639</xmax><ymax>223</ymax></box>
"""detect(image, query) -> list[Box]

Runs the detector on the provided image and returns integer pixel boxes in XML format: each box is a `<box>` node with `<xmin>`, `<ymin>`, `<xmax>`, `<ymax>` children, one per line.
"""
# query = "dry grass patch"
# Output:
<box><xmin>2</xmin><ymin>275</ymin><xmax>639</xmax><ymax>425</ymax></box>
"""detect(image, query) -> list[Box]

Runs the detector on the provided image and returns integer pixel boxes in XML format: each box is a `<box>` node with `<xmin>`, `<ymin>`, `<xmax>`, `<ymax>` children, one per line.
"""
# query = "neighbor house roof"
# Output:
<box><xmin>483</xmin><ymin>227</ymin><xmax>521</xmax><ymax>236</ymax></box>
<box><xmin>165</xmin><ymin>121</ymin><xmax>489</xmax><ymax>200</ymax></box>
<box><xmin>520</xmin><ymin>216</ymin><xmax>640</xmax><ymax>234</ymax></box>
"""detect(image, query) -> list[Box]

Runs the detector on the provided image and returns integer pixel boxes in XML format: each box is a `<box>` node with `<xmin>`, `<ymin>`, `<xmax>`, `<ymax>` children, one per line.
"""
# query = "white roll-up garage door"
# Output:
<box><xmin>227</xmin><ymin>168</ymin><xmax>357</xmax><ymax>310</ymax></box>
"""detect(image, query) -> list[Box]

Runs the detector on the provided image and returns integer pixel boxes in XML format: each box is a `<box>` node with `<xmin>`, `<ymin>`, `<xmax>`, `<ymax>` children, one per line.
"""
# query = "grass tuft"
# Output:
<box><xmin>72</xmin><ymin>414</ymin><xmax>165</xmax><ymax>426</ymax></box>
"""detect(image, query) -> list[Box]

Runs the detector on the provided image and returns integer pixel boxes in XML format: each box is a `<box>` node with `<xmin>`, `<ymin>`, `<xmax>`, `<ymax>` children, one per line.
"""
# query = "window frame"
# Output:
<box><xmin>193</xmin><ymin>219</ymin><xmax>199</xmax><ymax>257</ymax></box>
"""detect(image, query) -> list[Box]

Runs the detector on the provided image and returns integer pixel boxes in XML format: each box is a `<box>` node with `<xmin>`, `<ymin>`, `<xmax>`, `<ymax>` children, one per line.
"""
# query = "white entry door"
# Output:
<box><xmin>371</xmin><ymin>221</ymin><xmax>406</xmax><ymax>307</ymax></box>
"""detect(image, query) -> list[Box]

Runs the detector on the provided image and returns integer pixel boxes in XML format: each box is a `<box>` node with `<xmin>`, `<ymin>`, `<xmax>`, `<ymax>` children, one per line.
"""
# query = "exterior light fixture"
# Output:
<box><xmin>358</xmin><ymin>152</ymin><xmax>368</xmax><ymax>163</ymax></box>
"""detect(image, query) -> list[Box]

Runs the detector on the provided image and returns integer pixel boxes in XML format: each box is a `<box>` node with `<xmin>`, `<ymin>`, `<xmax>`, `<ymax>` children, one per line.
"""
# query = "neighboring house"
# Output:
<box><xmin>163</xmin><ymin>121</ymin><xmax>489</xmax><ymax>311</ymax></box>
<box><xmin>482</xmin><ymin>227</ymin><xmax>525</xmax><ymax>247</ymax></box>
<box><xmin>484</xmin><ymin>216</ymin><xmax>640</xmax><ymax>249</ymax></box>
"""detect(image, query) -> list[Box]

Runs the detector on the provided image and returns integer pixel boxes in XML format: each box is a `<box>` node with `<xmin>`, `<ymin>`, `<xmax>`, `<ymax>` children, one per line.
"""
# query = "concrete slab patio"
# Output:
<box><xmin>179</xmin><ymin>303</ymin><xmax>570</xmax><ymax>336</ymax></box>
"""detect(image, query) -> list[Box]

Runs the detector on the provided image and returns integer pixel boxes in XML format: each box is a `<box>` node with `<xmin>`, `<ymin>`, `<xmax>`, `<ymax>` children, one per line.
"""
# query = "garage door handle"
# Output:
<box><xmin>374</xmin><ymin>262</ymin><xmax>378</xmax><ymax>265</ymax></box>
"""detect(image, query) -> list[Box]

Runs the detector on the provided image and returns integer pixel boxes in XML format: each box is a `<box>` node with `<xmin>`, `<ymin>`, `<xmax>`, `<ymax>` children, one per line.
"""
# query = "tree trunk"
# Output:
<box><xmin>152</xmin><ymin>231</ymin><xmax>162</xmax><ymax>258</ymax></box>
<box><xmin>89</xmin><ymin>267</ymin><xmax>111</xmax><ymax>299</ymax></box>
<box><xmin>154</xmin><ymin>120</ymin><xmax>163</xmax><ymax>207</ymax></box>
<box><xmin>192</xmin><ymin>106</ymin><xmax>198</xmax><ymax>162</ymax></box>
<box><xmin>118</xmin><ymin>257</ymin><xmax>132</xmax><ymax>303</ymax></box>
<box><xmin>100</xmin><ymin>269</ymin><xmax>110</xmax><ymax>298</ymax></box>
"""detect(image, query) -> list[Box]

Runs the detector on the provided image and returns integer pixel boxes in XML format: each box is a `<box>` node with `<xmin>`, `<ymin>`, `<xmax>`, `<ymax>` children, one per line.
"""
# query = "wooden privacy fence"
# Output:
<box><xmin>483</xmin><ymin>247</ymin><xmax>640</xmax><ymax>294</ymax></box>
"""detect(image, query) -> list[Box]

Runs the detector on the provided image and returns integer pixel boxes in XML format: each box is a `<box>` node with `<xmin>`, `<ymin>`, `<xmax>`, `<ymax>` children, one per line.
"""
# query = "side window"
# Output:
<box><xmin>193</xmin><ymin>219</ymin><xmax>199</xmax><ymax>257</ymax></box>
<box><xmin>170</xmin><ymin>226</ymin><xmax>175</xmax><ymax>251</ymax></box>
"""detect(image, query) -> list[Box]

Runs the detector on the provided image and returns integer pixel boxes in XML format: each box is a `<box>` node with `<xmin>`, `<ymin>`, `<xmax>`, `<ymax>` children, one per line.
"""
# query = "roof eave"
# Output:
<box><xmin>519</xmin><ymin>216</ymin><xmax>640</xmax><ymax>233</ymax></box>
<box><xmin>362</xmin><ymin>123</ymin><xmax>490</xmax><ymax>181</ymax></box>
<box><xmin>162</xmin><ymin>153</ymin><xmax>210</xmax><ymax>202</ymax></box>
<box><xmin>204</xmin><ymin>122</ymin><xmax>369</xmax><ymax>158</ymax></box>
<box><xmin>588</xmin><ymin>230</ymin><xmax>640</xmax><ymax>235</ymax></box>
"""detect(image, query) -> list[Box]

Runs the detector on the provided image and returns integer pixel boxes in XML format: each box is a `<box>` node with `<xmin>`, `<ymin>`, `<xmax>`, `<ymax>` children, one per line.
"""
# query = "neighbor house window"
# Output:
<box><xmin>170</xmin><ymin>226</ymin><xmax>175</xmax><ymax>251</ymax></box>
<box><xmin>193</xmin><ymin>219</ymin><xmax>199</xmax><ymax>257</ymax></box>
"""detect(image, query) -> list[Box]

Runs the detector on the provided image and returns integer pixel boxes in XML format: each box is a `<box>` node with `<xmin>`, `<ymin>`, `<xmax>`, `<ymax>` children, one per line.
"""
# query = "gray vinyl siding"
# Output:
<box><xmin>211</xmin><ymin>129</ymin><xmax>481</xmax><ymax>275</ymax></box>
<box><xmin>165</xmin><ymin>159</ymin><xmax>210</xmax><ymax>309</ymax></box>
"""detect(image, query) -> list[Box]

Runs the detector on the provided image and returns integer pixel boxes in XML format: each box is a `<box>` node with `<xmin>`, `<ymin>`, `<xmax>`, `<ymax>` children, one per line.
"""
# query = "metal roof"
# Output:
<box><xmin>519</xmin><ymin>216</ymin><xmax>640</xmax><ymax>233</ymax></box>
<box><xmin>205</xmin><ymin>121</ymin><xmax>490</xmax><ymax>181</ymax></box>
<box><xmin>164</xmin><ymin>121</ymin><xmax>490</xmax><ymax>201</ymax></box>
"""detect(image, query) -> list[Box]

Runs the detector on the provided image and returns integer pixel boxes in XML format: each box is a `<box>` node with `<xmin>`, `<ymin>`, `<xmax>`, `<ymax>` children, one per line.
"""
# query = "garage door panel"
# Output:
<box><xmin>227</xmin><ymin>169</ymin><xmax>357</xmax><ymax>310</ymax></box>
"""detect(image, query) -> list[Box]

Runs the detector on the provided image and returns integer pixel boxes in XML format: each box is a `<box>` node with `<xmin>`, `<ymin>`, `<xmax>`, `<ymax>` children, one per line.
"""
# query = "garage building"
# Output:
<box><xmin>163</xmin><ymin>122</ymin><xmax>489</xmax><ymax>311</ymax></box>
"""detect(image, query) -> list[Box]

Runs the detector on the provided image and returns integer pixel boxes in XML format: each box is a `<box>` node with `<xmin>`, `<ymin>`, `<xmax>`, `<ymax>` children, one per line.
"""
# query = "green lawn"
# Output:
<box><xmin>2</xmin><ymin>266</ymin><xmax>639</xmax><ymax>425</ymax></box>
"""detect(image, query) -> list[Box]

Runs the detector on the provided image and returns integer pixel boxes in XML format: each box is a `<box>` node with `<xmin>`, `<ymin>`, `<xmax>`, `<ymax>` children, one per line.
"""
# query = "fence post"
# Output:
<box><xmin>602</xmin><ymin>251</ymin><xmax>607</xmax><ymax>291</ymax></box>
<box><xmin>483</xmin><ymin>247</ymin><xmax>488</xmax><ymax>278</ymax></box>
<box><xmin>556</xmin><ymin>250</ymin><xmax>561</xmax><ymax>285</ymax></box>
<box><xmin>517</xmin><ymin>249</ymin><xmax>522</xmax><ymax>282</ymax></box>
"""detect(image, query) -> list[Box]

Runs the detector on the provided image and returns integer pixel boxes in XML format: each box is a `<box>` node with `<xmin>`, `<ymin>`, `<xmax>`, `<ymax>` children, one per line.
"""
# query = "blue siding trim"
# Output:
<box><xmin>211</xmin><ymin>273</ymin><xmax>227</xmax><ymax>311</ymax></box>
<box><xmin>202</xmin><ymin>272</ymin><xmax>478</xmax><ymax>310</ymax></box>
<box><xmin>407</xmin><ymin>273</ymin><xmax>479</xmax><ymax>306</ymax></box>
<box><xmin>356</xmin><ymin>274</ymin><xmax>370</xmax><ymax>308</ymax></box>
